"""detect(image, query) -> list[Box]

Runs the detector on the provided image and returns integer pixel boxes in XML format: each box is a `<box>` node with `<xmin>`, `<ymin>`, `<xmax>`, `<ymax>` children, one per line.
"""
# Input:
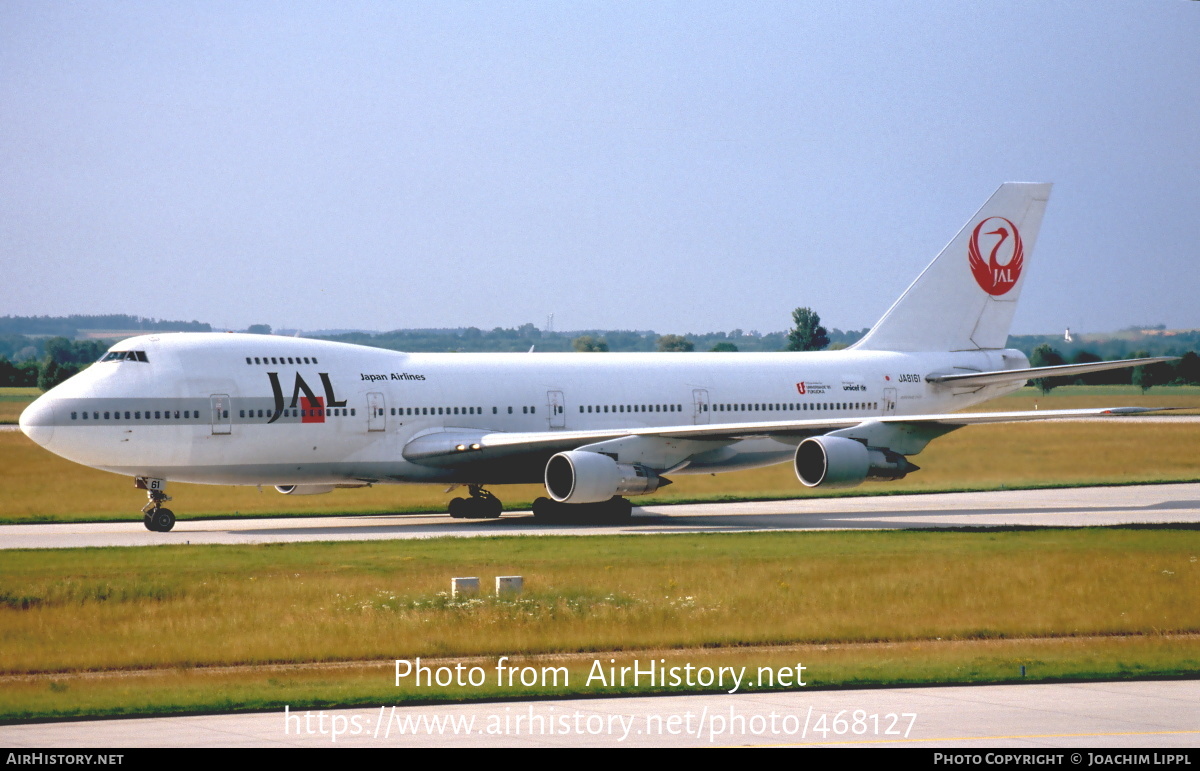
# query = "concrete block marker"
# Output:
<box><xmin>452</xmin><ymin>577</ymin><xmax>479</xmax><ymax>598</ymax></box>
<box><xmin>496</xmin><ymin>576</ymin><xmax>523</xmax><ymax>595</ymax></box>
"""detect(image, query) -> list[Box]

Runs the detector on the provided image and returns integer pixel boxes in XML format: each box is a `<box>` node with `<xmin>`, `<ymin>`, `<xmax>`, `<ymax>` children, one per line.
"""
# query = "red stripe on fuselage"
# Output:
<box><xmin>301</xmin><ymin>396</ymin><xmax>325</xmax><ymax>423</ymax></box>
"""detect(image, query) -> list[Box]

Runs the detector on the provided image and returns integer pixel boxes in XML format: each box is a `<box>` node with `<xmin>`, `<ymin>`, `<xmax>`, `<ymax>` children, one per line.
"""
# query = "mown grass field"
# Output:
<box><xmin>2</xmin><ymin>385</ymin><xmax>1196</xmax><ymax>720</ymax></box>
<box><xmin>1</xmin><ymin>528</ymin><xmax>1197</xmax><ymax>719</ymax></box>
<box><xmin>0</xmin><ymin>387</ymin><xmax>39</xmax><ymax>425</ymax></box>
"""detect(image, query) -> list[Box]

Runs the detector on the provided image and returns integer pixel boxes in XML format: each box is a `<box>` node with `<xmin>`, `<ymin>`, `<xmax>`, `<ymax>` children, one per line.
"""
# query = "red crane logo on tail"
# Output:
<box><xmin>968</xmin><ymin>216</ymin><xmax>1023</xmax><ymax>296</ymax></box>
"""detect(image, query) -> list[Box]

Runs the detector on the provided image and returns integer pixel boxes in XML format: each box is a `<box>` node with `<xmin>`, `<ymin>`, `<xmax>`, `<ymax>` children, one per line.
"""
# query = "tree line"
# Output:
<box><xmin>1029</xmin><ymin>343</ymin><xmax>1200</xmax><ymax>393</ymax></box>
<box><xmin>0</xmin><ymin>315</ymin><xmax>210</xmax><ymax>338</ymax></box>
<box><xmin>0</xmin><ymin>337</ymin><xmax>110</xmax><ymax>390</ymax></box>
<box><xmin>3</xmin><ymin>312</ymin><xmax>1198</xmax><ymax>391</ymax></box>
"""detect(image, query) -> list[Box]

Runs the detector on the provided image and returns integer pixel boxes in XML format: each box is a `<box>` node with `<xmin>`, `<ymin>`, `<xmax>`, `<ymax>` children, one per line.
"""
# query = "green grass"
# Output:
<box><xmin>0</xmin><ymin>528</ymin><xmax>1197</xmax><ymax>719</ymax></box>
<box><xmin>0</xmin><ymin>387</ymin><xmax>39</xmax><ymax>424</ymax></box>
<box><xmin>4</xmin><ymin>635</ymin><xmax>1197</xmax><ymax>721</ymax></box>
<box><xmin>2</xmin><ymin>384</ymin><xmax>1196</xmax><ymax>722</ymax></box>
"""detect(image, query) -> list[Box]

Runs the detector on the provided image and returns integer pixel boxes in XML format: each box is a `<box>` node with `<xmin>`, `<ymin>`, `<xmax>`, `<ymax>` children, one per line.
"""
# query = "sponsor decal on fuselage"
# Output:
<box><xmin>795</xmin><ymin>381</ymin><xmax>831</xmax><ymax>395</ymax></box>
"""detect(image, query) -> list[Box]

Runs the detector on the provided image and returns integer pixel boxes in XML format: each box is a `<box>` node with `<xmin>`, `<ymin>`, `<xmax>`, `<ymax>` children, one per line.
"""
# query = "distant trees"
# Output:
<box><xmin>246</xmin><ymin>324</ymin><xmax>272</xmax><ymax>335</ymax></box>
<box><xmin>0</xmin><ymin>315</ymin><xmax>210</xmax><ymax>337</ymax></box>
<box><xmin>786</xmin><ymin>308</ymin><xmax>829</xmax><ymax>352</ymax></box>
<box><xmin>572</xmin><ymin>335</ymin><xmax>609</xmax><ymax>352</ymax></box>
<box><xmin>656</xmin><ymin>334</ymin><xmax>694</xmax><ymax>352</ymax></box>
<box><xmin>27</xmin><ymin>337</ymin><xmax>106</xmax><ymax>391</ymax></box>
<box><xmin>1068</xmin><ymin>351</ymin><xmax>1101</xmax><ymax>385</ymax></box>
<box><xmin>2</xmin><ymin>314</ymin><xmax>1197</xmax><ymax>389</ymax></box>
<box><xmin>1175</xmin><ymin>351</ymin><xmax>1200</xmax><ymax>386</ymax></box>
<box><xmin>709</xmin><ymin>342</ymin><xmax>738</xmax><ymax>352</ymax></box>
<box><xmin>37</xmin><ymin>360</ymin><xmax>81</xmax><ymax>391</ymax></box>
<box><xmin>1029</xmin><ymin>344</ymin><xmax>1066</xmax><ymax>394</ymax></box>
<box><xmin>1130</xmin><ymin>350</ymin><xmax>1175</xmax><ymax>393</ymax></box>
<box><xmin>0</xmin><ymin>357</ymin><xmax>38</xmax><ymax>387</ymax></box>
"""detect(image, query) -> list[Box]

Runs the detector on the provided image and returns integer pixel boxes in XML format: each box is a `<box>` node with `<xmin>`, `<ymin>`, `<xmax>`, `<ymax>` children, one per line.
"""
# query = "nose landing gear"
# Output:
<box><xmin>137</xmin><ymin>478</ymin><xmax>176</xmax><ymax>532</ymax></box>
<box><xmin>448</xmin><ymin>485</ymin><xmax>503</xmax><ymax>519</ymax></box>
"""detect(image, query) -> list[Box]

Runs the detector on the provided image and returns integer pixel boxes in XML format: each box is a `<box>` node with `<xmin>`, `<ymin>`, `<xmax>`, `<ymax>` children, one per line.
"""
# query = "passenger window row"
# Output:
<box><xmin>245</xmin><ymin>356</ymin><xmax>319</xmax><ymax>365</ymax></box>
<box><xmin>71</xmin><ymin>401</ymin><xmax>879</xmax><ymax>424</ymax></box>
<box><xmin>239</xmin><ymin>408</ymin><xmax>355</xmax><ymax>419</ymax></box>
<box><xmin>580</xmin><ymin>404</ymin><xmax>684</xmax><ymax>414</ymax></box>
<box><xmin>711</xmin><ymin>402</ymin><xmax>878</xmax><ymax>412</ymax></box>
<box><xmin>72</xmin><ymin>409</ymin><xmax>198</xmax><ymax>420</ymax></box>
<box><xmin>387</xmin><ymin>406</ymin><xmax>537</xmax><ymax>416</ymax></box>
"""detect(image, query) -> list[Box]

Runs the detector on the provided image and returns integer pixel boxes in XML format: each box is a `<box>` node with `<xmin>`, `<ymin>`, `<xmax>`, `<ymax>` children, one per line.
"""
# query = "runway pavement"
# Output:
<box><xmin>1</xmin><ymin>482</ymin><xmax>1199</xmax><ymax>549</ymax></box>
<box><xmin>2</xmin><ymin>680</ymin><xmax>1197</xmax><ymax>748</ymax></box>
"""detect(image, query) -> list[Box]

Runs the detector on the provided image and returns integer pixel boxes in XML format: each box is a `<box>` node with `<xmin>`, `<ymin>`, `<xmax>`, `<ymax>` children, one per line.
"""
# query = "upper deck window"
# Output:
<box><xmin>100</xmin><ymin>350</ymin><xmax>148</xmax><ymax>363</ymax></box>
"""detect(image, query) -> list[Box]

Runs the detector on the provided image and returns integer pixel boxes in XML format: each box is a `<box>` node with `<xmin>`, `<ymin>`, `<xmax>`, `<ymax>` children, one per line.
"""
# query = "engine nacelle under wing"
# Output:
<box><xmin>793</xmin><ymin>436</ymin><xmax>918</xmax><ymax>489</ymax></box>
<box><xmin>545</xmin><ymin>450</ymin><xmax>667</xmax><ymax>504</ymax></box>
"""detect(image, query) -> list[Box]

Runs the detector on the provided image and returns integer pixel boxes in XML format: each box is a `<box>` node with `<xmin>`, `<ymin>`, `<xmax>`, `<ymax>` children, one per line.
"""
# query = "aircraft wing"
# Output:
<box><xmin>926</xmin><ymin>356</ymin><xmax>1175</xmax><ymax>388</ymax></box>
<box><xmin>402</xmin><ymin>406</ymin><xmax>1164</xmax><ymax>469</ymax></box>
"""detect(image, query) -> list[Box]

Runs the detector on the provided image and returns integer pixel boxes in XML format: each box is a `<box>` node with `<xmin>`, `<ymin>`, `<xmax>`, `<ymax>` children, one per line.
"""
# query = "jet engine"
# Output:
<box><xmin>545</xmin><ymin>451</ymin><xmax>667</xmax><ymax>504</ymax></box>
<box><xmin>793</xmin><ymin>436</ymin><xmax>918</xmax><ymax>489</ymax></box>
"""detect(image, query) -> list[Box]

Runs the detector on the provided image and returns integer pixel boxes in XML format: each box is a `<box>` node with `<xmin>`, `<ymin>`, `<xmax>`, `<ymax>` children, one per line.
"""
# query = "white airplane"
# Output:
<box><xmin>20</xmin><ymin>183</ymin><xmax>1172</xmax><ymax>531</ymax></box>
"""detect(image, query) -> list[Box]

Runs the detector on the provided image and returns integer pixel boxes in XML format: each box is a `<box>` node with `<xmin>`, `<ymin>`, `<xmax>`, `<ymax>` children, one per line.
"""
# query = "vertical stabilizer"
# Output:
<box><xmin>852</xmin><ymin>182</ymin><xmax>1052</xmax><ymax>352</ymax></box>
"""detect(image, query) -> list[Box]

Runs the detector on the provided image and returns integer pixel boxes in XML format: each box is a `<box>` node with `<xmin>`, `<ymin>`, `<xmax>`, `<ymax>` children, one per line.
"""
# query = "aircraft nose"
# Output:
<box><xmin>19</xmin><ymin>393</ymin><xmax>56</xmax><ymax>449</ymax></box>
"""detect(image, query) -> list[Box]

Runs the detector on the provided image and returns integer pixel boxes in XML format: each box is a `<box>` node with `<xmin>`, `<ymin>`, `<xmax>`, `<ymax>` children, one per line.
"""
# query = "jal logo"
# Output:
<box><xmin>266</xmin><ymin>372</ymin><xmax>346</xmax><ymax>424</ymax></box>
<box><xmin>968</xmin><ymin>216</ymin><xmax>1024</xmax><ymax>296</ymax></box>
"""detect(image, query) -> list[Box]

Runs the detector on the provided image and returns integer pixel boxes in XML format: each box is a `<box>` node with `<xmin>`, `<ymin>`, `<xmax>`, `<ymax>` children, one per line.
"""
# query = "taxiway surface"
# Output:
<box><xmin>2</xmin><ymin>483</ymin><xmax>1198</xmax><ymax>550</ymax></box>
<box><xmin>2</xmin><ymin>680</ymin><xmax>1197</xmax><ymax>748</ymax></box>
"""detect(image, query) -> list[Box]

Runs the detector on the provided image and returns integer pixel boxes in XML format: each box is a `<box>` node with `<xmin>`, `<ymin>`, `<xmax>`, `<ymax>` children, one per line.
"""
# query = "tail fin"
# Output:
<box><xmin>852</xmin><ymin>182</ymin><xmax>1052</xmax><ymax>352</ymax></box>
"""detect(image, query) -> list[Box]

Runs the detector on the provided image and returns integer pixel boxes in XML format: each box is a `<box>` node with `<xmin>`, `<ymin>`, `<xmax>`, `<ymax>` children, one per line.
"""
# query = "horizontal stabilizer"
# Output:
<box><xmin>926</xmin><ymin>356</ymin><xmax>1178</xmax><ymax>387</ymax></box>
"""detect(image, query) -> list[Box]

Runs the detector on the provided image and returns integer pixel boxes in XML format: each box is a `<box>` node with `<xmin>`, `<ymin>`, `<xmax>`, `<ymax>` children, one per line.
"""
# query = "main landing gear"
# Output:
<box><xmin>138</xmin><ymin>478</ymin><xmax>176</xmax><ymax>532</ymax></box>
<box><xmin>448</xmin><ymin>485</ymin><xmax>503</xmax><ymax>519</ymax></box>
<box><xmin>532</xmin><ymin>496</ymin><xmax>634</xmax><ymax>524</ymax></box>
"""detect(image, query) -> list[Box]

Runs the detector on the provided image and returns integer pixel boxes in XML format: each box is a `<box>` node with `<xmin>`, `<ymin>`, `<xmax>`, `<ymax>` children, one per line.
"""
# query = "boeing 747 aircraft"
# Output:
<box><xmin>19</xmin><ymin>183</ymin><xmax>1171</xmax><ymax>530</ymax></box>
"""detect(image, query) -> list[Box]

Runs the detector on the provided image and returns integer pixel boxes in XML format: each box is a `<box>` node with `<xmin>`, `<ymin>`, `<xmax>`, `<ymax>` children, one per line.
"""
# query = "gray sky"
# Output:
<box><xmin>2</xmin><ymin>1</ymin><xmax>1197</xmax><ymax>336</ymax></box>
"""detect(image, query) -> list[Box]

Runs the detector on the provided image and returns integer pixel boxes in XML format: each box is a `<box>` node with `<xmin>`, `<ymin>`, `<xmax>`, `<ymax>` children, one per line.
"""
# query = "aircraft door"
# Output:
<box><xmin>547</xmin><ymin>390</ymin><xmax>566</xmax><ymax>429</ymax></box>
<box><xmin>210</xmin><ymin>394</ymin><xmax>231</xmax><ymax>435</ymax></box>
<box><xmin>883</xmin><ymin>387</ymin><xmax>897</xmax><ymax>416</ymax></box>
<box><xmin>367</xmin><ymin>392</ymin><xmax>386</xmax><ymax>432</ymax></box>
<box><xmin>692</xmin><ymin>389</ymin><xmax>710</xmax><ymax>424</ymax></box>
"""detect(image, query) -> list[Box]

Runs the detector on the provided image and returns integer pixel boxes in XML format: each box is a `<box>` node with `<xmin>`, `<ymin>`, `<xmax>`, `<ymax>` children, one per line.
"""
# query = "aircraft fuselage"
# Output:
<box><xmin>20</xmin><ymin>332</ymin><xmax>1028</xmax><ymax>488</ymax></box>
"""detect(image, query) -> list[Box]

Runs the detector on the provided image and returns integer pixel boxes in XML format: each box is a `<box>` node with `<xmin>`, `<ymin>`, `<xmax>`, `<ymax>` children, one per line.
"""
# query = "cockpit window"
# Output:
<box><xmin>100</xmin><ymin>350</ymin><xmax>148</xmax><ymax>363</ymax></box>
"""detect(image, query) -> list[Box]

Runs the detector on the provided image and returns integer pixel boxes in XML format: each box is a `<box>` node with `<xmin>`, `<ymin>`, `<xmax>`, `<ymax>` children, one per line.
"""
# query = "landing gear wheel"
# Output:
<box><xmin>476</xmin><ymin>490</ymin><xmax>502</xmax><ymax>519</ymax></box>
<box><xmin>151</xmin><ymin>508</ymin><xmax>176</xmax><ymax>532</ymax></box>
<box><xmin>608</xmin><ymin>497</ymin><xmax>634</xmax><ymax>524</ymax></box>
<box><xmin>532</xmin><ymin>496</ymin><xmax>633</xmax><ymax>524</ymax></box>
<box><xmin>448</xmin><ymin>486</ymin><xmax>504</xmax><ymax>519</ymax></box>
<box><xmin>532</xmin><ymin>497</ymin><xmax>565</xmax><ymax>522</ymax></box>
<box><xmin>138</xmin><ymin>479</ymin><xmax>175</xmax><ymax>532</ymax></box>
